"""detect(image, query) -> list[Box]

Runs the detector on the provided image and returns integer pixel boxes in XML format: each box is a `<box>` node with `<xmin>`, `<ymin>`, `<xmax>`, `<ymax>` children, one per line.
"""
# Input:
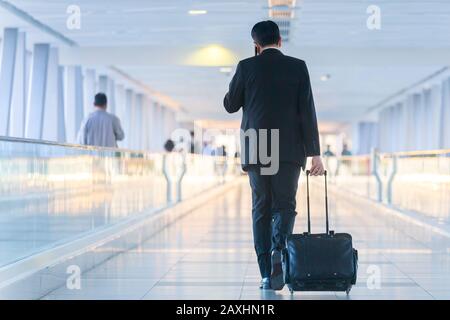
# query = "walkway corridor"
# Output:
<box><xmin>41</xmin><ymin>179</ymin><xmax>450</xmax><ymax>300</ymax></box>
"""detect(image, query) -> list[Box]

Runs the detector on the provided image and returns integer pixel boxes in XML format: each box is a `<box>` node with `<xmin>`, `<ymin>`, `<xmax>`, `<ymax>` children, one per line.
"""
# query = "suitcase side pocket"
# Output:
<box><xmin>352</xmin><ymin>249</ymin><xmax>358</xmax><ymax>285</ymax></box>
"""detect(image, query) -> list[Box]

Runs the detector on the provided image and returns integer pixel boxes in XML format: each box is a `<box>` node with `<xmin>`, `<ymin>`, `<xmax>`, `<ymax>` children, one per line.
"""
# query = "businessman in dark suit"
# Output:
<box><xmin>223</xmin><ymin>21</ymin><xmax>325</xmax><ymax>290</ymax></box>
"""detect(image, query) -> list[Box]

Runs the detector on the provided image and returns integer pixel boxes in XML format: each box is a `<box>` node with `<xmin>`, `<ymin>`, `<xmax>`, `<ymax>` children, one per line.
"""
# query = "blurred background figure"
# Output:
<box><xmin>213</xmin><ymin>145</ymin><xmax>227</xmax><ymax>157</ymax></box>
<box><xmin>323</xmin><ymin>144</ymin><xmax>335</xmax><ymax>157</ymax></box>
<box><xmin>341</xmin><ymin>143</ymin><xmax>352</xmax><ymax>156</ymax></box>
<box><xmin>189</xmin><ymin>131</ymin><xmax>196</xmax><ymax>153</ymax></box>
<box><xmin>202</xmin><ymin>141</ymin><xmax>213</xmax><ymax>156</ymax></box>
<box><xmin>77</xmin><ymin>93</ymin><xmax>124</xmax><ymax>148</ymax></box>
<box><xmin>164</xmin><ymin>139</ymin><xmax>175</xmax><ymax>153</ymax></box>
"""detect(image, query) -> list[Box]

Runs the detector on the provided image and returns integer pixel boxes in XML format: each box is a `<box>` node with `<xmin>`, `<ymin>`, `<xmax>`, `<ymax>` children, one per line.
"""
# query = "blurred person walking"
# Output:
<box><xmin>77</xmin><ymin>93</ymin><xmax>125</xmax><ymax>148</ymax></box>
<box><xmin>341</xmin><ymin>143</ymin><xmax>352</xmax><ymax>156</ymax></box>
<box><xmin>323</xmin><ymin>144</ymin><xmax>335</xmax><ymax>157</ymax></box>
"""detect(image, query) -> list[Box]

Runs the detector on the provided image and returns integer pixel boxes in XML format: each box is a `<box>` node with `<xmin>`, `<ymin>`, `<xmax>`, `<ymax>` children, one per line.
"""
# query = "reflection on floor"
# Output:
<box><xmin>42</xmin><ymin>180</ymin><xmax>450</xmax><ymax>300</ymax></box>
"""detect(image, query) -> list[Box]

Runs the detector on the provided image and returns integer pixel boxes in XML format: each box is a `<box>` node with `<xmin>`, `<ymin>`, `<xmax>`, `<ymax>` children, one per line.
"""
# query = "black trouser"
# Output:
<box><xmin>247</xmin><ymin>162</ymin><xmax>301</xmax><ymax>278</ymax></box>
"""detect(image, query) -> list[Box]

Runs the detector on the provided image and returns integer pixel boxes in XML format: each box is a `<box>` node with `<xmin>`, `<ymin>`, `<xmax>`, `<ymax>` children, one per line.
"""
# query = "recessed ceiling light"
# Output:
<box><xmin>188</xmin><ymin>10</ymin><xmax>207</xmax><ymax>15</ymax></box>
<box><xmin>219</xmin><ymin>67</ymin><xmax>232</xmax><ymax>73</ymax></box>
<box><xmin>320</xmin><ymin>74</ymin><xmax>331</xmax><ymax>81</ymax></box>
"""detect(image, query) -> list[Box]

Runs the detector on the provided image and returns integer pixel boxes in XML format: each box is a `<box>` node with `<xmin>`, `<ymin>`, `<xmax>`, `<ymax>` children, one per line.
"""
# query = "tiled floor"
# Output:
<box><xmin>42</xmin><ymin>180</ymin><xmax>450</xmax><ymax>300</ymax></box>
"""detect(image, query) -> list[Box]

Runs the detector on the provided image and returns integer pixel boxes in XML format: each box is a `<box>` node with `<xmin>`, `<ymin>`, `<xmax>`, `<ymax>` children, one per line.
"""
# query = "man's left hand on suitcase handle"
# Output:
<box><xmin>310</xmin><ymin>156</ymin><xmax>325</xmax><ymax>176</ymax></box>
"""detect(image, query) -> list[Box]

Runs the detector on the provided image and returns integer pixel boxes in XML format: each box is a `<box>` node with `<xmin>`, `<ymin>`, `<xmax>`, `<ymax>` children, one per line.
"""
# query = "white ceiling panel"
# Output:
<box><xmin>2</xmin><ymin>0</ymin><xmax>450</xmax><ymax>122</ymax></box>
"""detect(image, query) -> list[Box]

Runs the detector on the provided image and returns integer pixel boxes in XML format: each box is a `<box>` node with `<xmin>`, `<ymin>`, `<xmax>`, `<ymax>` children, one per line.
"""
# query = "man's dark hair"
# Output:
<box><xmin>94</xmin><ymin>93</ymin><xmax>107</xmax><ymax>107</ymax></box>
<box><xmin>164</xmin><ymin>139</ymin><xmax>175</xmax><ymax>153</ymax></box>
<box><xmin>251</xmin><ymin>20</ymin><xmax>281</xmax><ymax>47</ymax></box>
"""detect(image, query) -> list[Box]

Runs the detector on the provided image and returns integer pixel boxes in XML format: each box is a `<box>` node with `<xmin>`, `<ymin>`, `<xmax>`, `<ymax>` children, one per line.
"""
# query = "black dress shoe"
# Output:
<box><xmin>270</xmin><ymin>249</ymin><xmax>285</xmax><ymax>290</ymax></box>
<box><xmin>259</xmin><ymin>277</ymin><xmax>271</xmax><ymax>290</ymax></box>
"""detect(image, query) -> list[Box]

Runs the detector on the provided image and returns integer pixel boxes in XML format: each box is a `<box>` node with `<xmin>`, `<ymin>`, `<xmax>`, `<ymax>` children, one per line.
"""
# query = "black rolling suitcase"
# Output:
<box><xmin>284</xmin><ymin>170</ymin><xmax>358</xmax><ymax>294</ymax></box>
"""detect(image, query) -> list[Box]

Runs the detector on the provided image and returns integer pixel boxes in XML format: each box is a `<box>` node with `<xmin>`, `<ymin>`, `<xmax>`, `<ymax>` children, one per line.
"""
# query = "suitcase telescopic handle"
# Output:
<box><xmin>305</xmin><ymin>169</ymin><xmax>329</xmax><ymax>235</ymax></box>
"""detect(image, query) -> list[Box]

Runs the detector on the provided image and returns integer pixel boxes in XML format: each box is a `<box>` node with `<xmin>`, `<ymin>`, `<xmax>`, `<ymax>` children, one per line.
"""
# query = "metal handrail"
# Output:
<box><xmin>0</xmin><ymin>136</ymin><xmax>232</xmax><ymax>162</ymax></box>
<box><xmin>0</xmin><ymin>135</ymin><xmax>156</xmax><ymax>155</ymax></box>
<box><xmin>331</xmin><ymin>148</ymin><xmax>450</xmax><ymax>161</ymax></box>
<box><xmin>381</xmin><ymin>149</ymin><xmax>450</xmax><ymax>158</ymax></box>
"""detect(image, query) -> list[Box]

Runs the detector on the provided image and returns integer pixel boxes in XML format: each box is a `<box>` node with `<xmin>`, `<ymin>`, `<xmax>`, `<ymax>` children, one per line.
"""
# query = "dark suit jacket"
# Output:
<box><xmin>223</xmin><ymin>48</ymin><xmax>321</xmax><ymax>171</ymax></box>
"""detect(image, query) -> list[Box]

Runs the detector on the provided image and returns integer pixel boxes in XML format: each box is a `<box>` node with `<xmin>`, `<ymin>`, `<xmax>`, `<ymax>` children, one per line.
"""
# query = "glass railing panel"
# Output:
<box><xmin>325</xmin><ymin>155</ymin><xmax>378</xmax><ymax>201</ymax></box>
<box><xmin>387</xmin><ymin>151</ymin><xmax>450</xmax><ymax>222</ymax></box>
<box><xmin>0</xmin><ymin>137</ymin><xmax>240</xmax><ymax>267</ymax></box>
<box><xmin>328</xmin><ymin>150</ymin><xmax>450</xmax><ymax>222</ymax></box>
<box><xmin>0</xmin><ymin>140</ymin><xmax>147</xmax><ymax>265</ymax></box>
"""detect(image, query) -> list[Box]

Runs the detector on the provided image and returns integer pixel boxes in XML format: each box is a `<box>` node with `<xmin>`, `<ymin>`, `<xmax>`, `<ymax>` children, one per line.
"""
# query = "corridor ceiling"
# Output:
<box><xmin>2</xmin><ymin>0</ymin><xmax>450</xmax><ymax>122</ymax></box>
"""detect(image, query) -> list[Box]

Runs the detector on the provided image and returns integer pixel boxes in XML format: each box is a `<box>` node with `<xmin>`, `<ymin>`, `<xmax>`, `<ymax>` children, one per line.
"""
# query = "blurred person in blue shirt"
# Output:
<box><xmin>77</xmin><ymin>93</ymin><xmax>124</xmax><ymax>148</ymax></box>
<box><xmin>341</xmin><ymin>143</ymin><xmax>352</xmax><ymax>156</ymax></box>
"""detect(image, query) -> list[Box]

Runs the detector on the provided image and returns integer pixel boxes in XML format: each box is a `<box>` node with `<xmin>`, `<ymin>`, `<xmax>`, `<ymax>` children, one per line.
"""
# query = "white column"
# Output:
<box><xmin>25</xmin><ymin>43</ymin><xmax>50</xmax><ymax>139</ymax></box>
<box><xmin>399</xmin><ymin>99</ymin><xmax>407</xmax><ymax>151</ymax></box>
<box><xmin>57</xmin><ymin>66</ymin><xmax>66</xmax><ymax>142</ymax></box>
<box><xmin>115</xmin><ymin>84</ymin><xmax>126</xmax><ymax>147</ymax></box>
<box><xmin>404</xmin><ymin>95</ymin><xmax>416</xmax><ymax>151</ymax></box>
<box><xmin>83</xmin><ymin>69</ymin><xmax>96</xmax><ymax>116</ymax></box>
<box><xmin>42</xmin><ymin>47</ymin><xmax>59</xmax><ymax>141</ymax></box>
<box><xmin>131</xmin><ymin>90</ymin><xmax>137</xmax><ymax>149</ymax></box>
<box><xmin>423</xmin><ymin>88</ymin><xmax>432</xmax><ymax>150</ymax></box>
<box><xmin>0</xmin><ymin>28</ymin><xmax>18</xmax><ymax>135</ymax></box>
<box><xmin>140</xmin><ymin>96</ymin><xmax>147</xmax><ymax>150</ymax></box>
<box><xmin>351</xmin><ymin>123</ymin><xmax>360</xmax><ymax>154</ymax></box>
<box><xmin>25</xmin><ymin>50</ymin><xmax>32</xmax><ymax>109</ymax></box>
<box><xmin>124</xmin><ymin>89</ymin><xmax>134</xmax><ymax>148</ymax></box>
<box><xmin>381</xmin><ymin>108</ymin><xmax>389</xmax><ymax>152</ymax></box>
<box><xmin>98</xmin><ymin>75</ymin><xmax>108</xmax><ymax>92</ymax></box>
<box><xmin>396</xmin><ymin>102</ymin><xmax>405</xmax><ymax>152</ymax></box>
<box><xmin>108</xmin><ymin>78</ymin><xmax>116</xmax><ymax>115</ymax></box>
<box><xmin>115</xmin><ymin>84</ymin><xmax>125</xmax><ymax>122</ymax></box>
<box><xmin>369</xmin><ymin>123</ymin><xmax>378</xmax><ymax>153</ymax></box>
<box><xmin>9</xmin><ymin>31</ymin><xmax>26</xmax><ymax>138</ymax></box>
<box><xmin>168</xmin><ymin>109</ymin><xmax>176</xmax><ymax>137</ymax></box>
<box><xmin>142</xmin><ymin>96</ymin><xmax>152</xmax><ymax>150</ymax></box>
<box><xmin>161</xmin><ymin>106</ymin><xmax>167</xmax><ymax>148</ymax></box>
<box><xmin>151</xmin><ymin>102</ymin><xmax>160</xmax><ymax>151</ymax></box>
<box><xmin>385</xmin><ymin>108</ymin><xmax>391</xmax><ymax>152</ymax></box>
<box><xmin>391</xmin><ymin>103</ymin><xmax>402</xmax><ymax>152</ymax></box>
<box><xmin>386</xmin><ymin>106</ymin><xmax>394</xmax><ymax>152</ymax></box>
<box><xmin>377</xmin><ymin>109</ymin><xmax>384</xmax><ymax>152</ymax></box>
<box><xmin>428</xmin><ymin>84</ymin><xmax>441</xmax><ymax>150</ymax></box>
<box><xmin>65</xmin><ymin>65</ymin><xmax>84</xmax><ymax>143</ymax></box>
<box><xmin>355</xmin><ymin>121</ymin><xmax>378</xmax><ymax>155</ymax></box>
<box><xmin>391</xmin><ymin>106</ymin><xmax>399</xmax><ymax>152</ymax></box>
<box><xmin>440</xmin><ymin>79</ymin><xmax>450</xmax><ymax>148</ymax></box>
<box><xmin>134</xmin><ymin>93</ymin><xmax>143</xmax><ymax>150</ymax></box>
<box><xmin>414</xmin><ymin>93</ymin><xmax>425</xmax><ymax>150</ymax></box>
<box><xmin>163</xmin><ymin>108</ymin><xmax>176</xmax><ymax>147</ymax></box>
<box><xmin>98</xmin><ymin>75</ymin><xmax>116</xmax><ymax>115</ymax></box>
<box><xmin>386</xmin><ymin>106</ymin><xmax>395</xmax><ymax>153</ymax></box>
<box><xmin>382</xmin><ymin>110</ymin><xmax>387</xmax><ymax>152</ymax></box>
<box><xmin>148</xmin><ymin>100</ymin><xmax>156</xmax><ymax>151</ymax></box>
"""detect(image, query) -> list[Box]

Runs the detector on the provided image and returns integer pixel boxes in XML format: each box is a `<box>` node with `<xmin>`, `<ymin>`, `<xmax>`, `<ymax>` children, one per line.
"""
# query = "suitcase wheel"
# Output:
<box><xmin>346</xmin><ymin>285</ymin><xmax>352</xmax><ymax>295</ymax></box>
